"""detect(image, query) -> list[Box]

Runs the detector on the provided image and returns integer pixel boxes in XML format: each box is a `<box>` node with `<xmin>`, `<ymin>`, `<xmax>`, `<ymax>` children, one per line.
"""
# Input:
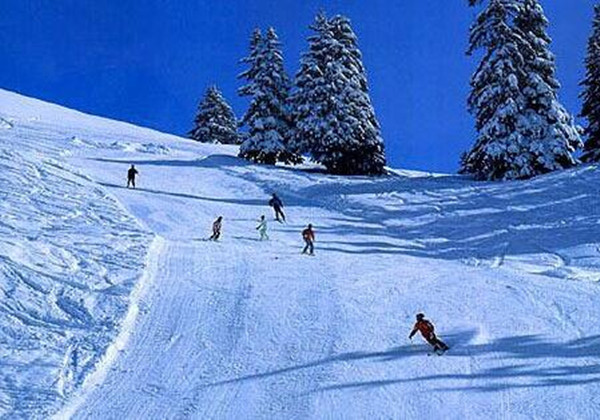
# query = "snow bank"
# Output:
<box><xmin>0</xmin><ymin>90</ymin><xmax>158</xmax><ymax>417</ymax></box>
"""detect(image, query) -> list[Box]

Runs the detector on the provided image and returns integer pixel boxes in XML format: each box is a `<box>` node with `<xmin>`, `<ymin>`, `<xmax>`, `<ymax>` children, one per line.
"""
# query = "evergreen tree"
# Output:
<box><xmin>461</xmin><ymin>0</ymin><xmax>580</xmax><ymax>180</ymax></box>
<box><xmin>581</xmin><ymin>4</ymin><xmax>600</xmax><ymax>162</ymax></box>
<box><xmin>291</xmin><ymin>13</ymin><xmax>386</xmax><ymax>176</ymax></box>
<box><xmin>289</xmin><ymin>13</ymin><xmax>331</xmax><ymax>157</ymax></box>
<box><xmin>514</xmin><ymin>0</ymin><xmax>581</xmax><ymax>165</ymax></box>
<box><xmin>189</xmin><ymin>86</ymin><xmax>239</xmax><ymax>145</ymax></box>
<box><xmin>461</xmin><ymin>0</ymin><xmax>528</xmax><ymax>180</ymax></box>
<box><xmin>238</xmin><ymin>29</ymin><xmax>263</xmax><ymax>98</ymax></box>
<box><xmin>238</xmin><ymin>28</ymin><xmax>299</xmax><ymax>164</ymax></box>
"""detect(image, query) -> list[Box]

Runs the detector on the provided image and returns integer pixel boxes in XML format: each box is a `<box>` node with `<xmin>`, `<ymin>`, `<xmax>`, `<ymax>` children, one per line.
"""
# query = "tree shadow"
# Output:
<box><xmin>197</xmin><ymin>330</ymin><xmax>600</xmax><ymax>395</ymax></box>
<box><xmin>310</xmin><ymin>334</ymin><xmax>600</xmax><ymax>394</ymax></box>
<box><xmin>285</xmin><ymin>166</ymin><xmax>600</xmax><ymax>263</ymax></box>
<box><xmin>201</xmin><ymin>330</ymin><xmax>478</xmax><ymax>388</ymax></box>
<box><xmin>94</xmin><ymin>152</ymin><xmax>600</xmax><ymax>264</ymax></box>
<box><xmin>91</xmin><ymin>154</ymin><xmax>250</xmax><ymax>168</ymax></box>
<box><xmin>97</xmin><ymin>182</ymin><xmax>265</xmax><ymax>207</ymax></box>
<box><xmin>180</xmin><ymin>162</ymin><xmax>600</xmax><ymax>266</ymax></box>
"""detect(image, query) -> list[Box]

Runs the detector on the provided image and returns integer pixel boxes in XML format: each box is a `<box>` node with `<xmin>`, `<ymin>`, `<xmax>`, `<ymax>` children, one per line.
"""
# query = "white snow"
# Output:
<box><xmin>1</xmin><ymin>88</ymin><xmax>600</xmax><ymax>419</ymax></box>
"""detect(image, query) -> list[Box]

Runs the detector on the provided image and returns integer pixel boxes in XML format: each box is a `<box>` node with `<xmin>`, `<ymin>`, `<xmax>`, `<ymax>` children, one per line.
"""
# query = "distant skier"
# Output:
<box><xmin>409</xmin><ymin>313</ymin><xmax>449</xmax><ymax>355</ymax></box>
<box><xmin>209</xmin><ymin>216</ymin><xmax>223</xmax><ymax>241</ymax></box>
<box><xmin>256</xmin><ymin>215</ymin><xmax>269</xmax><ymax>241</ymax></box>
<box><xmin>301</xmin><ymin>224</ymin><xmax>315</xmax><ymax>255</ymax></box>
<box><xmin>269</xmin><ymin>193</ymin><xmax>286</xmax><ymax>223</ymax></box>
<box><xmin>127</xmin><ymin>164</ymin><xmax>139</xmax><ymax>189</ymax></box>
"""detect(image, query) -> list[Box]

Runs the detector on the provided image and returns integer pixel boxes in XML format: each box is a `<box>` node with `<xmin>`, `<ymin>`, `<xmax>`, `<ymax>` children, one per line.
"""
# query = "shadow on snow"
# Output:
<box><xmin>94</xmin><ymin>153</ymin><xmax>600</xmax><ymax>263</ymax></box>
<box><xmin>91</xmin><ymin>154</ymin><xmax>251</xmax><ymax>169</ymax></box>
<box><xmin>98</xmin><ymin>182</ymin><xmax>265</xmax><ymax>207</ymax></box>
<box><xmin>200</xmin><ymin>330</ymin><xmax>600</xmax><ymax>394</ymax></box>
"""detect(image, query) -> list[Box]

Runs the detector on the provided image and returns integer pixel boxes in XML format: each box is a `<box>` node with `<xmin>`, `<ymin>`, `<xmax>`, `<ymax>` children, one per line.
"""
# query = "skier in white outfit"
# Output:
<box><xmin>256</xmin><ymin>215</ymin><xmax>269</xmax><ymax>241</ymax></box>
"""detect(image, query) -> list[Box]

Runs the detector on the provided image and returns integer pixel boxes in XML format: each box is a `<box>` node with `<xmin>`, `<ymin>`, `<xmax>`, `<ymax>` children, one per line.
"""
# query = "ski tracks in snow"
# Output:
<box><xmin>66</xmin><ymin>239</ymin><xmax>247</xmax><ymax>418</ymax></box>
<box><xmin>61</xmin><ymin>150</ymin><xmax>600</xmax><ymax>419</ymax></box>
<box><xmin>67</xmin><ymin>237</ymin><xmax>343</xmax><ymax>419</ymax></box>
<box><xmin>57</xmin><ymin>236</ymin><xmax>165</xmax><ymax>419</ymax></box>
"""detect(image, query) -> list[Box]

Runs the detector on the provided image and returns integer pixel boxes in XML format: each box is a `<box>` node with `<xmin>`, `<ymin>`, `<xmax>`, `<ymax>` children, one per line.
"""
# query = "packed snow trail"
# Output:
<box><xmin>66</xmin><ymin>151</ymin><xmax>600</xmax><ymax>418</ymax></box>
<box><xmin>2</xmin><ymin>90</ymin><xmax>600</xmax><ymax>418</ymax></box>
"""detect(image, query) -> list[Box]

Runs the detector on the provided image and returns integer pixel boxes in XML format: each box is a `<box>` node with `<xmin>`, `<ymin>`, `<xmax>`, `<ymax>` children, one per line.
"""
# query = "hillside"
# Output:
<box><xmin>1</xmin><ymin>89</ymin><xmax>600</xmax><ymax>419</ymax></box>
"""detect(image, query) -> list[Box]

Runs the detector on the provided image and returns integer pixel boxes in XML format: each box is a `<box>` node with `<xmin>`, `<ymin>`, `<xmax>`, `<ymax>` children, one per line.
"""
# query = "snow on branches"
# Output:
<box><xmin>461</xmin><ymin>0</ymin><xmax>581</xmax><ymax>180</ymax></box>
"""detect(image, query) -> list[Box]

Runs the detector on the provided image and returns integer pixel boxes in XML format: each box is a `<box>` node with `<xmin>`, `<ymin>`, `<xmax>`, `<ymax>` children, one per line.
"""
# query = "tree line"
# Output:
<box><xmin>188</xmin><ymin>12</ymin><xmax>385</xmax><ymax>176</ymax></box>
<box><xmin>189</xmin><ymin>2</ymin><xmax>600</xmax><ymax>181</ymax></box>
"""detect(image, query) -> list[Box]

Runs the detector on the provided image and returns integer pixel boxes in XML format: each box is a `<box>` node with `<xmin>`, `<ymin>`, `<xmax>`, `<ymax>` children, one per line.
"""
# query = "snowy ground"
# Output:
<box><xmin>2</xmin><ymin>89</ymin><xmax>600</xmax><ymax>419</ymax></box>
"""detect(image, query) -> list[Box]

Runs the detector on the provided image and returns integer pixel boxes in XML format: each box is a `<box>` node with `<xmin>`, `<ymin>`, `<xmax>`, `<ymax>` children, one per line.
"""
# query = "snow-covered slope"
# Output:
<box><xmin>2</xmin><ymin>89</ymin><xmax>600</xmax><ymax>419</ymax></box>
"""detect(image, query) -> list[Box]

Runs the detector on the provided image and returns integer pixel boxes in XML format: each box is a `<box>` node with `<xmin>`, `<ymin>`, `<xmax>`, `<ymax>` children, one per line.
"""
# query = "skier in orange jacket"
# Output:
<box><xmin>409</xmin><ymin>313</ymin><xmax>449</xmax><ymax>354</ymax></box>
<box><xmin>301</xmin><ymin>224</ymin><xmax>315</xmax><ymax>255</ymax></box>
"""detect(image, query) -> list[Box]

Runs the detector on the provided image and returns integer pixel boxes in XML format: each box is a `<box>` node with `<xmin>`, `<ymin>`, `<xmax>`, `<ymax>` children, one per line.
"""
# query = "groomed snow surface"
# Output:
<box><xmin>1</xmin><ymin>89</ymin><xmax>600</xmax><ymax>419</ymax></box>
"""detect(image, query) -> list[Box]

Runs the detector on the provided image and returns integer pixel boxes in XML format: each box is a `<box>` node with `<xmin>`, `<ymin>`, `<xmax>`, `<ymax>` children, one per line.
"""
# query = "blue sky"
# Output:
<box><xmin>0</xmin><ymin>1</ymin><xmax>595</xmax><ymax>172</ymax></box>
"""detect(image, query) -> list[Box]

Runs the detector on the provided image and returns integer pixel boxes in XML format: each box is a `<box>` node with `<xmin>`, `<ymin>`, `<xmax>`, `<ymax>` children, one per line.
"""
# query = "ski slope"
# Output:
<box><xmin>2</xmin><ymin>89</ymin><xmax>600</xmax><ymax>419</ymax></box>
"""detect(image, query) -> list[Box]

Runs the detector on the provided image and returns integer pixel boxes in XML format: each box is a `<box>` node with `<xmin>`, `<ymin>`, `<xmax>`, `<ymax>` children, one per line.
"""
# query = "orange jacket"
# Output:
<box><xmin>302</xmin><ymin>228</ymin><xmax>315</xmax><ymax>242</ymax></box>
<box><xmin>410</xmin><ymin>320</ymin><xmax>435</xmax><ymax>339</ymax></box>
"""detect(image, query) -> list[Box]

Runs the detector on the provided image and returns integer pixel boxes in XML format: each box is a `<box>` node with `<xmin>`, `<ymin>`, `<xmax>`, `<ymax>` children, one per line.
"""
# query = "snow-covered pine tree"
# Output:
<box><xmin>289</xmin><ymin>13</ymin><xmax>331</xmax><ymax>159</ymax></box>
<box><xmin>188</xmin><ymin>86</ymin><xmax>240</xmax><ymax>144</ymax></box>
<box><xmin>581</xmin><ymin>4</ymin><xmax>600</xmax><ymax>162</ymax></box>
<box><xmin>291</xmin><ymin>13</ymin><xmax>386</xmax><ymax>175</ymax></box>
<box><xmin>238</xmin><ymin>29</ymin><xmax>263</xmax><ymax>98</ymax></box>
<box><xmin>461</xmin><ymin>0</ymin><xmax>580</xmax><ymax>180</ymax></box>
<box><xmin>238</xmin><ymin>28</ymin><xmax>300</xmax><ymax>165</ymax></box>
<box><xmin>461</xmin><ymin>0</ymin><xmax>528</xmax><ymax>179</ymax></box>
<box><xmin>514</xmin><ymin>0</ymin><xmax>581</xmax><ymax>168</ymax></box>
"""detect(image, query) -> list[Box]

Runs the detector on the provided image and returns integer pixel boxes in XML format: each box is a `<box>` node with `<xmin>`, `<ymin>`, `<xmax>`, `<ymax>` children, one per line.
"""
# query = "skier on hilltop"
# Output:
<box><xmin>256</xmin><ymin>215</ymin><xmax>269</xmax><ymax>241</ymax></box>
<box><xmin>127</xmin><ymin>164</ymin><xmax>139</xmax><ymax>188</ymax></box>
<box><xmin>409</xmin><ymin>313</ymin><xmax>449</xmax><ymax>355</ymax></box>
<box><xmin>269</xmin><ymin>193</ymin><xmax>286</xmax><ymax>223</ymax></box>
<box><xmin>209</xmin><ymin>216</ymin><xmax>223</xmax><ymax>241</ymax></box>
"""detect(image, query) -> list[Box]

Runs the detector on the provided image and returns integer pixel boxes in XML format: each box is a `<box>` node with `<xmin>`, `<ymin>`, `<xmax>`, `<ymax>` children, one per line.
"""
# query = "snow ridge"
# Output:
<box><xmin>55</xmin><ymin>236</ymin><xmax>164</xmax><ymax>419</ymax></box>
<box><xmin>0</xmin><ymin>91</ymin><xmax>153</xmax><ymax>418</ymax></box>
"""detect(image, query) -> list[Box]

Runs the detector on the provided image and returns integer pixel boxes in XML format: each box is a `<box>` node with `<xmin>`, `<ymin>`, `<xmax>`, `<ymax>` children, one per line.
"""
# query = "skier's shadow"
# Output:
<box><xmin>201</xmin><ymin>330</ymin><xmax>600</xmax><ymax>394</ymax></box>
<box><xmin>201</xmin><ymin>329</ymin><xmax>478</xmax><ymax>389</ymax></box>
<box><xmin>377</xmin><ymin>329</ymin><xmax>477</xmax><ymax>361</ymax></box>
<box><xmin>310</xmin><ymin>333</ymin><xmax>600</xmax><ymax>394</ymax></box>
<box><xmin>231</xmin><ymin>236</ymin><xmax>261</xmax><ymax>243</ymax></box>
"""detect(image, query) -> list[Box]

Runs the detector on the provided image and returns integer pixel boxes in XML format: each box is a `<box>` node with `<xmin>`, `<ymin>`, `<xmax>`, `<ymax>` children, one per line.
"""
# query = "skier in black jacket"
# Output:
<box><xmin>269</xmin><ymin>193</ymin><xmax>286</xmax><ymax>223</ymax></box>
<box><xmin>209</xmin><ymin>216</ymin><xmax>223</xmax><ymax>241</ymax></box>
<box><xmin>127</xmin><ymin>165</ymin><xmax>139</xmax><ymax>189</ymax></box>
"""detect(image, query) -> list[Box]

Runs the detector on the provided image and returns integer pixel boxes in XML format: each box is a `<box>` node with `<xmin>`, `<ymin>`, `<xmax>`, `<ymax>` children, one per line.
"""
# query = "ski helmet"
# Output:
<box><xmin>416</xmin><ymin>313</ymin><xmax>425</xmax><ymax>320</ymax></box>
